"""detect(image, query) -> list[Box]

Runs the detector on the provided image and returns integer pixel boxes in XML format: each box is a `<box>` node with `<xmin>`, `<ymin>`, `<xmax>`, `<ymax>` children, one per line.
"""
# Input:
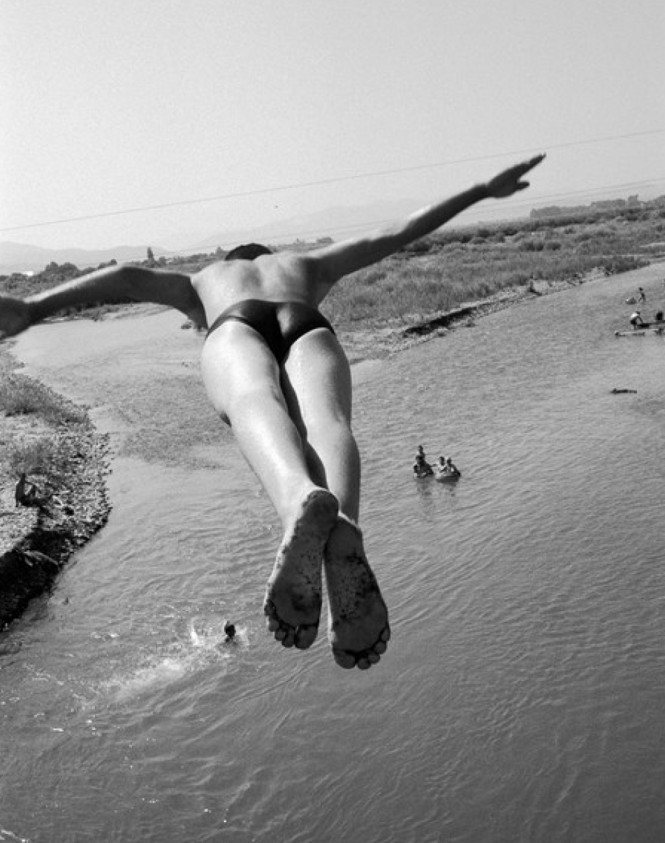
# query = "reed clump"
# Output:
<box><xmin>0</xmin><ymin>372</ymin><xmax>86</xmax><ymax>425</ymax></box>
<box><xmin>0</xmin><ymin>365</ymin><xmax>91</xmax><ymax>497</ymax></box>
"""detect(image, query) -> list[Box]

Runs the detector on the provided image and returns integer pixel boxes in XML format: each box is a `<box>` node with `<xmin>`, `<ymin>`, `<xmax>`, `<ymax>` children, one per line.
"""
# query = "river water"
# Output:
<box><xmin>1</xmin><ymin>266</ymin><xmax>665</xmax><ymax>842</ymax></box>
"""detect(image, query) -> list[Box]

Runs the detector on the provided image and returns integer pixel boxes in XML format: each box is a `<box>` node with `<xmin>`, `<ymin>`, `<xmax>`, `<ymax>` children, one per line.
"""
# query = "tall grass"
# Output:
<box><xmin>6</xmin><ymin>435</ymin><xmax>69</xmax><ymax>481</ymax></box>
<box><xmin>0</xmin><ymin>373</ymin><xmax>86</xmax><ymax>425</ymax></box>
<box><xmin>0</xmin><ymin>365</ymin><xmax>90</xmax><ymax>492</ymax></box>
<box><xmin>322</xmin><ymin>208</ymin><xmax>659</xmax><ymax>327</ymax></box>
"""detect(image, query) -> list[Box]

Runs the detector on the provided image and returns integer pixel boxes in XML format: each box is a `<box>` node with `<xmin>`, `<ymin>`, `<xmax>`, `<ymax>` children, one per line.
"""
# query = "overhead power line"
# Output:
<box><xmin>164</xmin><ymin>175</ymin><xmax>665</xmax><ymax>255</ymax></box>
<box><xmin>1</xmin><ymin>128</ymin><xmax>664</xmax><ymax>234</ymax></box>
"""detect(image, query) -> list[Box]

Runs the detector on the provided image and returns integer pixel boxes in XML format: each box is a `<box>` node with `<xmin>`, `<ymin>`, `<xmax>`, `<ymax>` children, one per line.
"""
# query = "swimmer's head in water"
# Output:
<box><xmin>224</xmin><ymin>243</ymin><xmax>272</xmax><ymax>261</ymax></box>
<box><xmin>224</xmin><ymin>621</ymin><xmax>236</xmax><ymax>639</ymax></box>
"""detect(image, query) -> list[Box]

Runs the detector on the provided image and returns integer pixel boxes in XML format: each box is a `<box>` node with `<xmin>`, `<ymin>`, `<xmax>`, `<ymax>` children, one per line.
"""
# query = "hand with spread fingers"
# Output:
<box><xmin>486</xmin><ymin>153</ymin><xmax>546</xmax><ymax>198</ymax></box>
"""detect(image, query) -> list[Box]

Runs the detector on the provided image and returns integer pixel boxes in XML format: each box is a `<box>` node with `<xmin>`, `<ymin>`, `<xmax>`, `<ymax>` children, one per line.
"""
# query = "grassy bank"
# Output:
<box><xmin>321</xmin><ymin>201</ymin><xmax>664</xmax><ymax>328</ymax></box>
<box><xmin>3</xmin><ymin>197</ymin><xmax>664</xmax><ymax>333</ymax></box>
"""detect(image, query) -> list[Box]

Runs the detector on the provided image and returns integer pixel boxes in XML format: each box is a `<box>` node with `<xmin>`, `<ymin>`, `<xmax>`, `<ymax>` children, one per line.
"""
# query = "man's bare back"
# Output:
<box><xmin>192</xmin><ymin>251</ymin><xmax>332</xmax><ymax>329</ymax></box>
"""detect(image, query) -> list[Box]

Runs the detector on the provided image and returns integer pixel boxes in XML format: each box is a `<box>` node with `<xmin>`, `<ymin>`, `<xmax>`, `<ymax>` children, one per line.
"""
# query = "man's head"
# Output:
<box><xmin>224</xmin><ymin>243</ymin><xmax>272</xmax><ymax>262</ymax></box>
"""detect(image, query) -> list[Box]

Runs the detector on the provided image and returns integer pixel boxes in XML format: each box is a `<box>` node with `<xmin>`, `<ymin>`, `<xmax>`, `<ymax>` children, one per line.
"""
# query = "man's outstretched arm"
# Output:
<box><xmin>312</xmin><ymin>154</ymin><xmax>545</xmax><ymax>284</ymax></box>
<box><xmin>0</xmin><ymin>263</ymin><xmax>205</xmax><ymax>339</ymax></box>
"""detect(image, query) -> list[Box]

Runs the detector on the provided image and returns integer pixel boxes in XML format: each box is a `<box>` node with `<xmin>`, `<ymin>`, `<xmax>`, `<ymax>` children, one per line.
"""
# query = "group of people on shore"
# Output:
<box><xmin>629</xmin><ymin>308</ymin><xmax>664</xmax><ymax>330</ymax></box>
<box><xmin>628</xmin><ymin>287</ymin><xmax>664</xmax><ymax>330</ymax></box>
<box><xmin>413</xmin><ymin>445</ymin><xmax>461</xmax><ymax>480</ymax></box>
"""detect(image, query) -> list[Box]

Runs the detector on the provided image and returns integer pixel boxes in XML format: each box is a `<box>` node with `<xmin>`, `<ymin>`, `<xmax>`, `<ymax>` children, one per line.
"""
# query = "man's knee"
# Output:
<box><xmin>305</xmin><ymin>417</ymin><xmax>356</xmax><ymax>460</ymax></box>
<box><xmin>225</xmin><ymin>381</ymin><xmax>287</xmax><ymax>423</ymax></box>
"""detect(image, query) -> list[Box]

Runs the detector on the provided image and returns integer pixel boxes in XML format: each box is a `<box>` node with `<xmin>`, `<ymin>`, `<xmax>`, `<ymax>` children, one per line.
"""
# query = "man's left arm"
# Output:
<box><xmin>311</xmin><ymin>154</ymin><xmax>545</xmax><ymax>286</ymax></box>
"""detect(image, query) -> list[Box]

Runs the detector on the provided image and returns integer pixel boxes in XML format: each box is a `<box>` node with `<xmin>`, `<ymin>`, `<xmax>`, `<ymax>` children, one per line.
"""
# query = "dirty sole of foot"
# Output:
<box><xmin>264</xmin><ymin>489</ymin><xmax>339</xmax><ymax>649</ymax></box>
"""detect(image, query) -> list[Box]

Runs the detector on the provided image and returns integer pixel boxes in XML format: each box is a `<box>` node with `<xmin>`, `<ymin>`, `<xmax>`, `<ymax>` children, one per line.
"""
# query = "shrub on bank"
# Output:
<box><xmin>0</xmin><ymin>373</ymin><xmax>86</xmax><ymax>425</ymax></box>
<box><xmin>6</xmin><ymin>435</ymin><xmax>65</xmax><ymax>482</ymax></box>
<box><xmin>0</xmin><ymin>367</ymin><xmax>92</xmax><ymax>500</ymax></box>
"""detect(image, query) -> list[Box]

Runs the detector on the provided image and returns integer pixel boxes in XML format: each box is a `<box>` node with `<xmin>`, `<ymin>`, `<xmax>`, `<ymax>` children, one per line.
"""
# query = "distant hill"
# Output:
<box><xmin>6</xmin><ymin>191</ymin><xmax>665</xmax><ymax>275</ymax></box>
<box><xmin>0</xmin><ymin>199</ymin><xmax>418</xmax><ymax>273</ymax></box>
<box><xmin>530</xmin><ymin>194</ymin><xmax>665</xmax><ymax>219</ymax></box>
<box><xmin>192</xmin><ymin>198</ymin><xmax>421</xmax><ymax>251</ymax></box>
<box><xmin>0</xmin><ymin>242</ymin><xmax>168</xmax><ymax>275</ymax></box>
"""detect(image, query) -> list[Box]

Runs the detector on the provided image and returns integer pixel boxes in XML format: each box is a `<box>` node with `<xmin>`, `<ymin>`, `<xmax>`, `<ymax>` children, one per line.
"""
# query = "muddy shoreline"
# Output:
<box><xmin>337</xmin><ymin>274</ymin><xmax>586</xmax><ymax>363</ymax></box>
<box><xmin>0</xmin><ymin>364</ymin><xmax>111</xmax><ymax>629</ymax></box>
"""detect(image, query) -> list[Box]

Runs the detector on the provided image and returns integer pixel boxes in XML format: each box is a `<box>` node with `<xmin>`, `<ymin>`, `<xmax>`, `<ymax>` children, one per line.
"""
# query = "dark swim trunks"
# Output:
<box><xmin>206</xmin><ymin>299</ymin><xmax>335</xmax><ymax>362</ymax></box>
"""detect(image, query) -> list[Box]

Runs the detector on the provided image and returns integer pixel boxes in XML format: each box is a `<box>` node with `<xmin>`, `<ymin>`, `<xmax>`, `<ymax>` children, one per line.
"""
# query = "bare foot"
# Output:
<box><xmin>263</xmin><ymin>489</ymin><xmax>339</xmax><ymax>649</ymax></box>
<box><xmin>323</xmin><ymin>516</ymin><xmax>390</xmax><ymax>670</ymax></box>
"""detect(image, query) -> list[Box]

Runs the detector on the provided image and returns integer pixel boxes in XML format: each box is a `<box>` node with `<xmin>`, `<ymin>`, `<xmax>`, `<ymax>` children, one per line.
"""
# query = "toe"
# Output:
<box><xmin>294</xmin><ymin>623</ymin><xmax>318</xmax><ymax>650</ymax></box>
<box><xmin>332</xmin><ymin>649</ymin><xmax>356</xmax><ymax>669</ymax></box>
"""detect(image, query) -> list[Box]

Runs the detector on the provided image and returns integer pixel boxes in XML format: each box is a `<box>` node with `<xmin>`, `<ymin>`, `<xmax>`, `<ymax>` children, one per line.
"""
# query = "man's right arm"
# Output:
<box><xmin>0</xmin><ymin>263</ymin><xmax>205</xmax><ymax>338</ymax></box>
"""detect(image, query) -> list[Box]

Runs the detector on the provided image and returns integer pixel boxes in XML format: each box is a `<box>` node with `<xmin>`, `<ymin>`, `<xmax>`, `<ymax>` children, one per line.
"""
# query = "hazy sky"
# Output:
<box><xmin>2</xmin><ymin>0</ymin><xmax>664</xmax><ymax>250</ymax></box>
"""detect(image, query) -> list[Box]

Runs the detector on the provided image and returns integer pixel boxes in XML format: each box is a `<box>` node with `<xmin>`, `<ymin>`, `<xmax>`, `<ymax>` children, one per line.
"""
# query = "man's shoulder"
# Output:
<box><xmin>270</xmin><ymin>249</ymin><xmax>317</xmax><ymax>268</ymax></box>
<box><xmin>193</xmin><ymin>259</ymin><xmax>227</xmax><ymax>277</ymax></box>
<box><xmin>268</xmin><ymin>250</ymin><xmax>327</xmax><ymax>283</ymax></box>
